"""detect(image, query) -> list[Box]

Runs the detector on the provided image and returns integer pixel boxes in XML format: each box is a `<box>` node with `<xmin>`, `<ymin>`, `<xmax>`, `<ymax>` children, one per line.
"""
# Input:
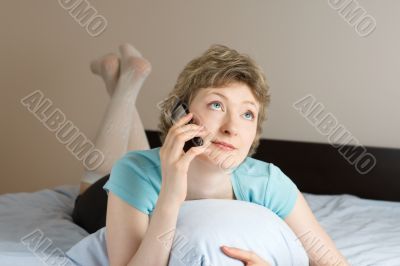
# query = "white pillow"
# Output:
<box><xmin>66</xmin><ymin>199</ymin><xmax>308</xmax><ymax>266</ymax></box>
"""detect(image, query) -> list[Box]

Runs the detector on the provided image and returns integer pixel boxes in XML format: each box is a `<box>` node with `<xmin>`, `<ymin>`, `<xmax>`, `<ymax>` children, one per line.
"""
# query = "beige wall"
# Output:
<box><xmin>1</xmin><ymin>0</ymin><xmax>399</xmax><ymax>194</ymax></box>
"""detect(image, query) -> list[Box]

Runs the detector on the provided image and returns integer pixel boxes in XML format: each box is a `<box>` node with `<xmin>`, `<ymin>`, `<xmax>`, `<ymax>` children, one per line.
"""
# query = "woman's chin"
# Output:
<box><xmin>197</xmin><ymin>151</ymin><xmax>239</xmax><ymax>172</ymax></box>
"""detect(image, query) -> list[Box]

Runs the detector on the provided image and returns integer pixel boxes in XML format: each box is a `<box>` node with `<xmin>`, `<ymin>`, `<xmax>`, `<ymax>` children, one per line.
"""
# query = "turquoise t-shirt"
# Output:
<box><xmin>103</xmin><ymin>147</ymin><xmax>299</xmax><ymax>219</ymax></box>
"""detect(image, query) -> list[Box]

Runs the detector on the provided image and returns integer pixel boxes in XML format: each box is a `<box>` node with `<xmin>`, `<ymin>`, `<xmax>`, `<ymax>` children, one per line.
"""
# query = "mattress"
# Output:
<box><xmin>0</xmin><ymin>185</ymin><xmax>399</xmax><ymax>266</ymax></box>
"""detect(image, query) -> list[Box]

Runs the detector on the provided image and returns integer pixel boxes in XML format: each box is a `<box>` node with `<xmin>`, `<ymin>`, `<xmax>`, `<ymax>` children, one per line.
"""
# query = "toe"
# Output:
<box><xmin>119</xmin><ymin>43</ymin><xmax>142</xmax><ymax>59</ymax></box>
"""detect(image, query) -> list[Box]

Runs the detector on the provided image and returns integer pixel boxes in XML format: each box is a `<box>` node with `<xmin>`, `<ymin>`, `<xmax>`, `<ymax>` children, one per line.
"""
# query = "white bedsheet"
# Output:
<box><xmin>0</xmin><ymin>185</ymin><xmax>87</xmax><ymax>266</ymax></box>
<box><xmin>0</xmin><ymin>185</ymin><xmax>399</xmax><ymax>266</ymax></box>
<box><xmin>303</xmin><ymin>193</ymin><xmax>400</xmax><ymax>266</ymax></box>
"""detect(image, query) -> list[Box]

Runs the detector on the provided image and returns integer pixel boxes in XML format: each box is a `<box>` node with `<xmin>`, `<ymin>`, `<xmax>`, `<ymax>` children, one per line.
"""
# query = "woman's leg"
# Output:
<box><xmin>72</xmin><ymin>44</ymin><xmax>151</xmax><ymax>233</ymax></box>
<box><xmin>79</xmin><ymin>44</ymin><xmax>151</xmax><ymax>194</ymax></box>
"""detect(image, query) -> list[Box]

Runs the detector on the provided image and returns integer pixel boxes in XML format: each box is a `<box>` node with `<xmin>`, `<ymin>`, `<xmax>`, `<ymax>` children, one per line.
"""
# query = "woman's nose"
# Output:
<box><xmin>220</xmin><ymin>114</ymin><xmax>239</xmax><ymax>136</ymax></box>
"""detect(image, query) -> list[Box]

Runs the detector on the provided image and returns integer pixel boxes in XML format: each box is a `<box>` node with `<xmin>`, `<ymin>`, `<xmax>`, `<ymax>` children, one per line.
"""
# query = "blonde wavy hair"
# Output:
<box><xmin>157</xmin><ymin>44</ymin><xmax>270</xmax><ymax>157</ymax></box>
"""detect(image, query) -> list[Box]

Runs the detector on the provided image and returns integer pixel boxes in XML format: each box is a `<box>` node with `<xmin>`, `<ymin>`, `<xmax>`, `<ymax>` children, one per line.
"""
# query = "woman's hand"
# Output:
<box><xmin>221</xmin><ymin>246</ymin><xmax>271</xmax><ymax>266</ymax></box>
<box><xmin>159</xmin><ymin>112</ymin><xmax>210</xmax><ymax>205</ymax></box>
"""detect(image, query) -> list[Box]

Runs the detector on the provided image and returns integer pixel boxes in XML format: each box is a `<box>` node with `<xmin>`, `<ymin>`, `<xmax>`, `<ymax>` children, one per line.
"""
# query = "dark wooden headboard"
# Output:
<box><xmin>145</xmin><ymin>130</ymin><xmax>400</xmax><ymax>202</ymax></box>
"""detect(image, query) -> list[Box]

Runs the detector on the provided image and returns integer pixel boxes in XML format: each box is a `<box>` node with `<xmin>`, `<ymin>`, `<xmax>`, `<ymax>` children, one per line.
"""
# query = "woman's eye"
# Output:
<box><xmin>209</xmin><ymin>102</ymin><xmax>222</xmax><ymax>110</ymax></box>
<box><xmin>243</xmin><ymin>111</ymin><xmax>255</xmax><ymax>121</ymax></box>
<box><xmin>209</xmin><ymin>102</ymin><xmax>255</xmax><ymax>121</ymax></box>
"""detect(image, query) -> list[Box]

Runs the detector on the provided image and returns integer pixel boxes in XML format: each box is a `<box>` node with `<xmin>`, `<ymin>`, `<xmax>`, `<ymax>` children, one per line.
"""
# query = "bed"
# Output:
<box><xmin>1</xmin><ymin>130</ymin><xmax>399</xmax><ymax>266</ymax></box>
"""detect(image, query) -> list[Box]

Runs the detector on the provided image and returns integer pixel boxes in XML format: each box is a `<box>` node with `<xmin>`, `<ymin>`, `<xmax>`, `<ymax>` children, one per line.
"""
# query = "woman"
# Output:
<box><xmin>73</xmin><ymin>43</ymin><xmax>349</xmax><ymax>266</ymax></box>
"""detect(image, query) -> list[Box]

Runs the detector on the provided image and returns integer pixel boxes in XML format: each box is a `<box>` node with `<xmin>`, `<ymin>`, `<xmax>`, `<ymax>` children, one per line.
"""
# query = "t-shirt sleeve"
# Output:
<box><xmin>103</xmin><ymin>155</ymin><xmax>158</xmax><ymax>215</ymax></box>
<box><xmin>264</xmin><ymin>164</ymin><xmax>299</xmax><ymax>220</ymax></box>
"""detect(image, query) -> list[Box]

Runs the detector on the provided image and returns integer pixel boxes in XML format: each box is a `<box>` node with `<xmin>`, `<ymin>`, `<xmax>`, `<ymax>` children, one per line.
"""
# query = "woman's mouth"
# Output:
<box><xmin>211</xmin><ymin>141</ymin><xmax>236</xmax><ymax>151</ymax></box>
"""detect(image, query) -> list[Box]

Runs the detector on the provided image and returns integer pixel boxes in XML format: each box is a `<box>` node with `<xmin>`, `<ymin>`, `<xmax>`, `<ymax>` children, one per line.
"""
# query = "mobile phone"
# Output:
<box><xmin>171</xmin><ymin>100</ymin><xmax>204</xmax><ymax>152</ymax></box>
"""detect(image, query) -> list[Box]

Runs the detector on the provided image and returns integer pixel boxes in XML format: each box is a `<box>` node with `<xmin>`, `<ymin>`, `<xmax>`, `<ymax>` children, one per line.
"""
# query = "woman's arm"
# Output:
<box><xmin>284</xmin><ymin>192</ymin><xmax>349</xmax><ymax>266</ymax></box>
<box><xmin>106</xmin><ymin>112</ymin><xmax>210</xmax><ymax>265</ymax></box>
<box><xmin>106</xmin><ymin>191</ymin><xmax>181</xmax><ymax>266</ymax></box>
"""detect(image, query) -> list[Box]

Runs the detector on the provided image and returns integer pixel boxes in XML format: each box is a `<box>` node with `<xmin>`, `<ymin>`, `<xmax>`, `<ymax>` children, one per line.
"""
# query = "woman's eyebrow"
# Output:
<box><xmin>207</xmin><ymin>92</ymin><xmax>258</xmax><ymax>109</ymax></box>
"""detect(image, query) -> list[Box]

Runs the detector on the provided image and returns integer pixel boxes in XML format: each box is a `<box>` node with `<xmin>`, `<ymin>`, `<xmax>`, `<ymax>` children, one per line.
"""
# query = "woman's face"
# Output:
<box><xmin>189</xmin><ymin>82</ymin><xmax>260</xmax><ymax>171</ymax></box>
